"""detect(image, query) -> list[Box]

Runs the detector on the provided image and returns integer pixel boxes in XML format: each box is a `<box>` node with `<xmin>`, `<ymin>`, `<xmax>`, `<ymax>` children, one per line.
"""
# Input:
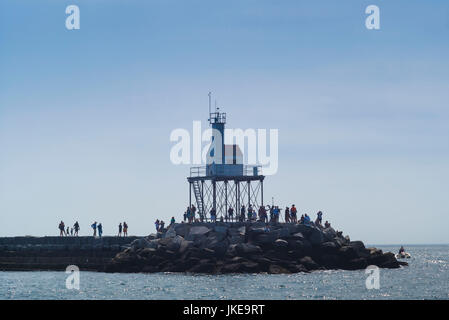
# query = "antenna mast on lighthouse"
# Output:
<box><xmin>208</xmin><ymin>91</ymin><xmax>212</xmax><ymax>126</ymax></box>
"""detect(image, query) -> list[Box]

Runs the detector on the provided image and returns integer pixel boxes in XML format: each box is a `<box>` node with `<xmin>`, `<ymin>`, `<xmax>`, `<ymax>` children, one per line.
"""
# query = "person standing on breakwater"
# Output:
<box><xmin>160</xmin><ymin>220</ymin><xmax>165</xmax><ymax>231</ymax></box>
<box><xmin>155</xmin><ymin>219</ymin><xmax>160</xmax><ymax>231</ymax></box>
<box><xmin>285</xmin><ymin>206</ymin><xmax>290</xmax><ymax>223</ymax></box>
<box><xmin>247</xmin><ymin>205</ymin><xmax>253</xmax><ymax>221</ymax></box>
<box><xmin>74</xmin><ymin>221</ymin><xmax>80</xmax><ymax>236</ymax></box>
<box><xmin>262</xmin><ymin>206</ymin><xmax>268</xmax><ymax>223</ymax></box>
<box><xmin>240</xmin><ymin>205</ymin><xmax>246</xmax><ymax>222</ymax></box>
<box><xmin>315</xmin><ymin>211</ymin><xmax>323</xmax><ymax>227</ymax></box>
<box><xmin>98</xmin><ymin>223</ymin><xmax>103</xmax><ymax>238</ymax></box>
<box><xmin>59</xmin><ymin>221</ymin><xmax>65</xmax><ymax>236</ymax></box>
<box><xmin>258</xmin><ymin>206</ymin><xmax>264</xmax><ymax>223</ymax></box>
<box><xmin>191</xmin><ymin>205</ymin><xmax>197</xmax><ymax>222</ymax></box>
<box><xmin>290</xmin><ymin>205</ymin><xmax>297</xmax><ymax>223</ymax></box>
<box><xmin>118</xmin><ymin>223</ymin><xmax>122</xmax><ymax>237</ymax></box>
<box><xmin>304</xmin><ymin>214</ymin><xmax>311</xmax><ymax>225</ymax></box>
<box><xmin>66</xmin><ymin>226</ymin><xmax>70</xmax><ymax>236</ymax></box>
<box><xmin>91</xmin><ymin>222</ymin><xmax>97</xmax><ymax>237</ymax></box>
<box><xmin>210</xmin><ymin>208</ymin><xmax>217</xmax><ymax>222</ymax></box>
<box><xmin>228</xmin><ymin>207</ymin><xmax>234</xmax><ymax>222</ymax></box>
<box><xmin>170</xmin><ymin>216</ymin><xmax>175</xmax><ymax>225</ymax></box>
<box><xmin>251</xmin><ymin>205</ymin><xmax>257</xmax><ymax>221</ymax></box>
<box><xmin>123</xmin><ymin>222</ymin><xmax>128</xmax><ymax>236</ymax></box>
<box><xmin>273</xmin><ymin>206</ymin><xmax>280</xmax><ymax>223</ymax></box>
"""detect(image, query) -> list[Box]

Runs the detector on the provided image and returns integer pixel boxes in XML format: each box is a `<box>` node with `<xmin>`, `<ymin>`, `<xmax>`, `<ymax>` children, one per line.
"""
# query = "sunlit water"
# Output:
<box><xmin>1</xmin><ymin>245</ymin><xmax>448</xmax><ymax>299</ymax></box>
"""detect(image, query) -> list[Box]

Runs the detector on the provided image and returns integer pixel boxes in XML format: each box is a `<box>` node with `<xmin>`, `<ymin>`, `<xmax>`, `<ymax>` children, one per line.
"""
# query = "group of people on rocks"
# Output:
<box><xmin>154</xmin><ymin>219</ymin><xmax>165</xmax><ymax>232</ymax></box>
<box><xmin>117</xmin><ymin>222</ymin><xmax>129</xmax><ymax>237</ymax></box>
<box><xmin>184</xmin><ymin>205</ymin><xmax>197</xmax><ymax>223</ymax></box>
<box><xmin>58</xmin><ymin>221</ymin><xmax>80</xmax><ymax>236</ymax></box>
<box><xmin>58</xmin><ymin>221</ymin><xmax>129</xmax><ymax>237</ymax></box>
<box><xmin>154</xmin><ymin>216</ymin><xmax>177</xmax><ymax>232</ymax></box>
<box><xmin>181</xmin><ymin>204</ymin><xmax>332</xmax><ymax>229</ymax></box>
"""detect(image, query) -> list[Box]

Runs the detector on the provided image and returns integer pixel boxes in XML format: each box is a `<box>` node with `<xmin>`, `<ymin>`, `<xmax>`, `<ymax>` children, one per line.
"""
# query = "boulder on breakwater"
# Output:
<box><xmin>105</xmin><ymin>222</ymin><xmax>407</xmax><ymax>274</ymax></box>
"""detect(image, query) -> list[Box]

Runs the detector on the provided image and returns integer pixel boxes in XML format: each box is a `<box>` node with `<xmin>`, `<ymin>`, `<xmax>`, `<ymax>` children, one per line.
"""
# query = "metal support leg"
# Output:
<box><xmin>201</xmin><ymin>180</ymin><xmax>204</xmax><ymax>221</ymax></box>
<box><xmin>212</xmin><ymin>180</ymin><xmax>216</xmax><ymax>222</ymax></box>
<box><xmin>247</xmin><ymin>180</ymin><xmax>251</xmax><ymax>210</ymax></box>
<box><xmin>225</xmin><ymin>181</ymin><xmax>228</xmax><ymax>222</ymax></box>
<box><xmin>236</xmin><ymin>181</ymin><xmax>240</xmax><ymax>221</ymax></box>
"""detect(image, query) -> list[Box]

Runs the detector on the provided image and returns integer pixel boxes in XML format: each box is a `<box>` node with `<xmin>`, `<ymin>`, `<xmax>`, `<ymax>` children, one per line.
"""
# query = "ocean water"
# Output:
<box><xmin>1</xmin><ymin>245</ymin><xmax>448</xmax><ymax>300</ymax></box>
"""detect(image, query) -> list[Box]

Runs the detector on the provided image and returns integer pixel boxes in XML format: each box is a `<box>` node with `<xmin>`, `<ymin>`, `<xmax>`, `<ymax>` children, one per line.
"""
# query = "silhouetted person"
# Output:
<box><xmin>273</xmin><ymin>206</ymin><xmax>280</xmax><ymax>223</ymax></box>
<box><xmin>91</xmin><ymin>222</ymin><xmax>97</xmax><ymax>237</ymax></box>
<box><xmin>59</xmin><ymin>221</ymin><xmax>65</xmax><ymax>236</ymax></box>
<box><xmin>73</xmin><ymin>221</ymin><xmax>80</xmax><ymax>236</ymax></box>
<box><xmin>304</xmin><ymin>214</ymin><xmax>311</xmax><ymax>225</ymax></box>
<box><xmin>285</xmin><ymin>206</ymin><xmax>290</xmax><ymax>223</ymax></box>
<box><xmin>290</xmin><ymin>205</ymin><xmax>297</xmax><ymax>223</ymax></box>
<box><xmin>123</xmin><ymin>222</ymin><xmax>128</xmax><ymax>236</ymax></box>
<box><xmin>210</xmin><ymin>208</ymin><xmax>217</xmax><ymax>223</ymax></box>
<box><xmin>269</xmin><ymin>206</ymin><xmax>274</xmax><ymax>222</ymax></box>
<box><xmin>98</xmin><ymin>223</ymin><xmax>103</xmax><ymax>238</ymax></box>
<box><xmin>316</xmin><ymin>211</ymin><xmax>323</xmax><ymax>226</ymax></box>
<box><xmin>118</xmin><ymin>223</ymin><xmax>122</xmax><ymax>237</ymax></box>
<box><xmin>228</xmin><ymin>207</ymin><xmax>234</xmax><ymax>222</ymax></box>
<box><xmin>259</xmin><ymin>206</ymin><xmax>267</xmax><ymax>223</ymax></box>
<box><xmin>191</xmin><ymin>205</ymin><xmax>196</xmax><ymax>222</ymax></box>
<box><xmin>240</xmin><ymin>205</ymin><xmax>246</xmax><ymax>222</ymax></box>
<box><xmin>248</xmin><ymin>205</ymin><xmax>254</xmax><ymax>221</ymax></box>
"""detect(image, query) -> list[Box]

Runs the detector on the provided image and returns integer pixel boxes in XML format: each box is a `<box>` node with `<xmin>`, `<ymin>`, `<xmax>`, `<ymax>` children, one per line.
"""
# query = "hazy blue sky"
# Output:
<box><xmin>1</xmin><ymin>0</ymin><xmax>448</xmax><ymax>243</ymax></box>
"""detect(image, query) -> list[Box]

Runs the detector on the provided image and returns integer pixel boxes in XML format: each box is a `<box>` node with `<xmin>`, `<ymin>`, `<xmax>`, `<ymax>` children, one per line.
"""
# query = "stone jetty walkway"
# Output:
<box><xmin>0</xmin><ymin>236</ymin><xmax>140</xmax><ymax>271</ymax></box>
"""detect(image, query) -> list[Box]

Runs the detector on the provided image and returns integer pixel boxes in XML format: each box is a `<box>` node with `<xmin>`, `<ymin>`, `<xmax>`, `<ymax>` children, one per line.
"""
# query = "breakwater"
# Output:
<box><xmin>0</xmin><ymin>236</ymin><xmax>139</xmax><ymax>271</ymax></box>
<box><xmin>106</xmin><ymin>222</ymin><xmax>408</xmax><ymax>274</ymax></box>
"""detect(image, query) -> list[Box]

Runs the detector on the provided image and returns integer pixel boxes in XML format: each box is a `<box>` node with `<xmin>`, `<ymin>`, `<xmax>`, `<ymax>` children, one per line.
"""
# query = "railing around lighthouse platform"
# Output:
<box><xmin>189</xmin><ymin>165</ymin><xmax>262</xmax><ymax>177</ymax></box>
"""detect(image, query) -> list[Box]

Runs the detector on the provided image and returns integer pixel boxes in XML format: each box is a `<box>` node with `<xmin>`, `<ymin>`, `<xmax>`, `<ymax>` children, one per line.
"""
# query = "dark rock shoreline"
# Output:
<box><xmin>105</xmin><ymin>222</ymin><xmax>408</xmax><ymax>274</ymax></box>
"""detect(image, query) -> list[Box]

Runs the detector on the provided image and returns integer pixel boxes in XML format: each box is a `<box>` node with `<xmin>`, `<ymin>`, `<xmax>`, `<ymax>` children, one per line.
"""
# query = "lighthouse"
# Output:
<box><xmin>188</xmin><ymin>93</ymin><xmax>264</xmax><ymax>221</ymax></box>
<box><xmin>206</xmin><ymin>93</ymin><xmax>244</xmax><ymax>177</ymax></box>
